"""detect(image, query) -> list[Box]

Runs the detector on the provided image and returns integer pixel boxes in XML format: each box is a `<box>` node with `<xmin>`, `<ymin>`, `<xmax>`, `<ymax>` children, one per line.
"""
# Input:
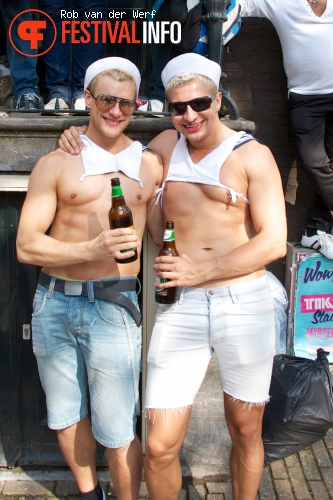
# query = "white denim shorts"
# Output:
<box><xmin>145</xmin><ymin>275</ymin><xmax>276</xmax><ymax>409</ymax></box>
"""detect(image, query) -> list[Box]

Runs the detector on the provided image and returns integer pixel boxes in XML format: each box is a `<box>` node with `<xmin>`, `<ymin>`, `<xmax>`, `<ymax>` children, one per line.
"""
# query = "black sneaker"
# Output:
<box><xmin>15</xmin><ymin>92</ymin><xmax>44</xmax><ymax>110</ymax></box>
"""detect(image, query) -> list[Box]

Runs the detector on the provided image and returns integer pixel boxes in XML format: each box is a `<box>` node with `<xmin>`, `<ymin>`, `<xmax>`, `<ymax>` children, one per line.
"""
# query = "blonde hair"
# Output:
<box><xmin>88</xmin><ymin>69</ymin><xmax>136</xmax><ymax>97</ymax></box>
<box><xmin>165</xmin><ymin>73</ymin><xmax>217</xmax><ymax>98</ymax></box>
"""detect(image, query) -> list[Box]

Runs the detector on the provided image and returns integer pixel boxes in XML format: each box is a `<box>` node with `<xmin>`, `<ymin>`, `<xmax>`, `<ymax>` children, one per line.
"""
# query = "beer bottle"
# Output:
<box><xmin>155</xmin><ymin>221</ymin><xmax>179</xmax><ymax>304</ymax></box>
<box><xmin>109</xmin><ymin>177</ymin><xmax>138</xmax><ymax>264</ymax></box>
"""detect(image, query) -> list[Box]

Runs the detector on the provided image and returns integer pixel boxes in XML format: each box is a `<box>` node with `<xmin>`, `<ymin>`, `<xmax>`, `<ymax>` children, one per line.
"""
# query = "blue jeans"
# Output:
<box><xmin>38</xmin><ymin>0</ymin><xmax>106</xmax><ymax>102</ymax></box>
<box><xmin>32</xmin><ymin>279</ymin><xmax>142</xmax><ymax>448</ymax></box>
<box><xmin>0</xmin><ymin>0</ymin><xmax>39</xmax><ymax>100</ymax></box>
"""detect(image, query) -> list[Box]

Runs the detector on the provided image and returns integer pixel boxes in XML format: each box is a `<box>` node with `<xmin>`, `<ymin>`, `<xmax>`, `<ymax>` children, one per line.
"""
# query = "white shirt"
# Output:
<box><xmin>156</xmin><ymin>131</ymin><xmax>253</xmax><ymax>205</ymax></box>
<box><xmin>80</xmin><ymin>135</ymin><xmax>144</xmax><ymax>186</ymax></box>
<box><xmin>239</xmin><ymin>0</ymin><xmax>333</xmax><ymax>94</ymax></box>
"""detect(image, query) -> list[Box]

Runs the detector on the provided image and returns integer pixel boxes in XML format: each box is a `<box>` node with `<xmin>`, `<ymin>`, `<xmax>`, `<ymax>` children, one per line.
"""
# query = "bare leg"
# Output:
<box><xmin>107</xmin><ymin>435</ymin><xmax>143</xmax><ymax>500</ymax></box>
<box><xmin>57</xmin><ymin>416</ymin><xmax>98</xmax><ymax>493</ymax></box>
<box><xmin>224</xmin><ymin>394</ymin><xmax>266</xmax><ymax>500</ymax></box>
<box><xmin>144</xmin><ymin>407</ymin><xmax>192</xmax><ymax>500</ymax></box>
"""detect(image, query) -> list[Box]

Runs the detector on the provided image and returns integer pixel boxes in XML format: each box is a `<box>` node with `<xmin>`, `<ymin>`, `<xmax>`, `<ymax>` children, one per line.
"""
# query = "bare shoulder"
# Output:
<box><xmin>29</xmin><ymin>148</ymin><xmax>79</xmax><ymax>189</ymax></box>
<box><xmin>233</xmin><ymin>138</ymin><xmax>279</xmax><ymax>175</ymax></box>
<box><xmin>32</xmin><ymin>147</ymin><xmax>75</xmax><ymax>174</ymax></box>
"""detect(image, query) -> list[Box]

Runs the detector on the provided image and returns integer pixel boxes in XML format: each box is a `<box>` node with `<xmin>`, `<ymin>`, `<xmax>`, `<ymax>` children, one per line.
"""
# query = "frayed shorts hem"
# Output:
<box><xmin>224</xmin><ymin>390</ymin><xmax>270</xmax><ymax>408</ymax></box>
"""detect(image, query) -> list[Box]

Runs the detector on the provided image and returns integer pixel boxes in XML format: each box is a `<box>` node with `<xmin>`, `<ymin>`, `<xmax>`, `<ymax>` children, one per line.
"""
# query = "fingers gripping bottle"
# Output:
<box><xmin>108</xmin><ymin>177</ymin><xmax>138</xmax><ymax>264</ymax></box>
<box><xmin>155</xmin><ymin>221</ymin><xmax>179</xmax><ymax>304</ymax></box>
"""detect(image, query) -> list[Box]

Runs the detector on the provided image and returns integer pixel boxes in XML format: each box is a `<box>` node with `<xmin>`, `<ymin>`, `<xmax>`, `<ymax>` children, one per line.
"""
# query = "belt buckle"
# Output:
<box><xmin>64</xmin><ymin>281</ymin><xmax>83</xmax><ymax>296</ymax></box>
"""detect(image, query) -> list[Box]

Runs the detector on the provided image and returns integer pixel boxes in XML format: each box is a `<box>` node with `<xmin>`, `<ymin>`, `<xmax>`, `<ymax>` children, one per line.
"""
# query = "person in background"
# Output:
<box><xmin>138</xmin><ymin>0</ymin><xmax>205</xmax><ymax>114</ymax></box>
<box><xmin>0</xmin><ymin>1</ymin><xmax>43</xmax><ymax>109</ymax></box>
<box><xmin>38</xmin><ymin>1</ymin><xmax>107</xmax><ymax>110</ymax></box>
<box><xmin>240</xmin><ymin>0</ymin><xmax>333</xmax><ymax>259</ymax></box>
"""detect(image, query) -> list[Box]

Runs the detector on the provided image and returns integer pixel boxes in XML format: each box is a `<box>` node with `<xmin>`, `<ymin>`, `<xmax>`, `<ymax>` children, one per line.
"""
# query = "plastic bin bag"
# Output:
<box><xmin>262</xmin><ymin>348</ymin><xmax>333</xmax><ymax>465</ymax></box>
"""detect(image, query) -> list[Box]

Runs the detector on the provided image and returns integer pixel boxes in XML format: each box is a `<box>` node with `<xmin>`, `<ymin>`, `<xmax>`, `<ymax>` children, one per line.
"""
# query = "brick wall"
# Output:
<box><xmin>223</xmin><ymin>17</ymin><xmax>314</xmax><ymax>281</ymax></box>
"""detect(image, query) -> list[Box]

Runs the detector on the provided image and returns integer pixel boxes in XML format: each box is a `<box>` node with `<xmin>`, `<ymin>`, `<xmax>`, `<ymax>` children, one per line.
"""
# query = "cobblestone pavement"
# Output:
<box><xmin>0</xmin><ymin>428</ymin><xmax>332</xmax><ymax>499</ymax></box>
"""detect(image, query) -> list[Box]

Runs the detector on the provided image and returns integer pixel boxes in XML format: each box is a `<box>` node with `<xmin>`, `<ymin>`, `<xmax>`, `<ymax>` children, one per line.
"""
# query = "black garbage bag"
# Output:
<box><xmin>262</xmin><ymin>348</ymin><xmax>333</xmax><ymax>465</ymax></box>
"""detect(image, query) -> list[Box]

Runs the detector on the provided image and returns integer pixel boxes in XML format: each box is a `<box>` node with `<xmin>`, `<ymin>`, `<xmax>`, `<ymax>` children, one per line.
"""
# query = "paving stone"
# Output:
<box><xmin>323</xmin><ymin>428</ymin><xmax>333</xmax><ymax>450</ymax></box>
<box><xmin>54</xmin><ymin>480</ymin><xmax>79</xmax><ymax>496</ymax></box>
<box><xmin>188</xmin><ymin>484</ymin><xmax>206</xmax><ymax>499</ymax></box>
<box><xmin>206</xmin><ymin>495</ymin><xmax>224</xmax><ymax>499</ymax></box>
<box><xmin>2</xmin><ymin>497</ymin><xmax>50</xmax><ymax>499</ymax></box>
<box><xmin>2</xmin><ymin>481</ymin><xmax>55</xmax><ymax>497</ymax></box>
<box><xmin>258</xmin><ymin>466</ymin><xmax>276</xmax><ymax>499</ymax></box>
<box><xmin>320</xmin><ymin>467</ymin><xmax>333</xmax><ymax>498</ymax></box>
<box><xmin>312</xmin><ymin>441</ymin><xmax>332</xmax><ymax>468</ymax></box>
<box><xmin>0</xmin><ymin>481</ymin><xmax>4</xmax><ymax>494</ymax></box>
<box><xmin>298</xmin><ymin>447</ymin><xmax>321</xmax><ymax>481</ymax></box>
<box><xmin>206</xmin><ymin>482</ymin><xmax>231</xmax><ymax>494</ymax></box>
<box><xmin>284</xmin><ymin>454</ymin><xmax>299</xmax><ymax>468</ymax></box>
<box><xmin>308</xmin><ymin>480</ymin><xmax>330</xmax><ymax>500</ymax></box>
<box><xmin>312</xmin><ymin>439</ymin><xmax>332</xmax><ymax>468</ymax></box>
<box><xmin>286</xmin><ymin>460</ymin><xmax>312</xmax><ymax>500</ymax></box>
<box><xmin>274</xmin><ymin>479</ymin><xmax>295</xmax><ymax>500</ymax></box>
<box><xmin>270</xmin><ymin>460</ymin><xmax>288</xmax><ymax>480</ymax></box>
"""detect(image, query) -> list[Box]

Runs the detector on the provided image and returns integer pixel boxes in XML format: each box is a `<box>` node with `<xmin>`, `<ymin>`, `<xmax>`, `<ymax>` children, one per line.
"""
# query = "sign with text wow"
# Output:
<box><xmin>294</xmin><ymin>254</ymin><xmax>333</xmax><ymax>363</ymax></box>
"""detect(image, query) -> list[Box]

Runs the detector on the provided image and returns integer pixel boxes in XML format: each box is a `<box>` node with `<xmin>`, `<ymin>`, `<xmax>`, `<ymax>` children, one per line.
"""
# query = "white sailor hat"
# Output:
<box><xmin>84</xmin><ymin>57</ymin><xmax>141</xmax><ymax>95</ymax></box>
<box><xmin>161</xmin><ymin>53</ymin><xmax>221</xmax><ymax>89</ymax></box>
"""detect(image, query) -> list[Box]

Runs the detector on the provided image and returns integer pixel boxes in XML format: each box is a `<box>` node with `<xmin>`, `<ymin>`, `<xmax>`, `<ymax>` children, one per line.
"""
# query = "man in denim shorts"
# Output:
<box><xmin>143</xmin><ymin>53</ymin><xmax>287</xmax><ymax>500</ymax></box>
<box><xmin>16</xmin><ymin>57</ymin><xmax>162</xmax><ymax>500</ymax></box>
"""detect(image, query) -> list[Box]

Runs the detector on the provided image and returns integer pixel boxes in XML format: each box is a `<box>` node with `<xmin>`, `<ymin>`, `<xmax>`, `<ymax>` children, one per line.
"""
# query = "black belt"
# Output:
<box><xmin>38</xmin><ymin>271</ymin><xmax>142</xmax><ymax>326</ymax></box>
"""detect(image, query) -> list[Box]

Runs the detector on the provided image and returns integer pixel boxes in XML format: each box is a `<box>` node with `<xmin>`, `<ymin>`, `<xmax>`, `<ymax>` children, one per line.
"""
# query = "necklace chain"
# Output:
<box><xmin>308</xmin><ymin>0</ymin><xmax>321</xmax><ymax>4</ymax></box>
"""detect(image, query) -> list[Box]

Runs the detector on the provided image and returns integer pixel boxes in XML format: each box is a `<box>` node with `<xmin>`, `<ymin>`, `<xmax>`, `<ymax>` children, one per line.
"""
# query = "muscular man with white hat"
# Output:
<box><xmin>16</xmin><ymin>57</ymin><xmax>163</xmax><ymax>500</ymax></box>
<box><xmin>141</xmin><ymin>52</ymin><xmax>286</xmax><ymax>500</ymax></box>
<box><xmin>59</xmin><ymin>52</ymin><xmax>287</xmax><ymax>500</ymax></box>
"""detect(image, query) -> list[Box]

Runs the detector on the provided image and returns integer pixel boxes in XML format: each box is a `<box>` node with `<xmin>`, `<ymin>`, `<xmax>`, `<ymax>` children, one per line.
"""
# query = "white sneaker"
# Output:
<box><xmin>44</xmin><ymin>97</ymin><xmax>69</xmax><ymax>110</ymax></box>
<box><xmin>137</xmin><ymin>99</ymin><xmax>164</xmax><ymax>115</ymax></box>
<box><xmin>301</xmin><ymin>230</ymin><xmax>333</xmax><ymax>259</ymax></box>
<box><xmin>73</xmin><ymin>97</ymin><xmax>86</xmax><ymax>110</ymax></box>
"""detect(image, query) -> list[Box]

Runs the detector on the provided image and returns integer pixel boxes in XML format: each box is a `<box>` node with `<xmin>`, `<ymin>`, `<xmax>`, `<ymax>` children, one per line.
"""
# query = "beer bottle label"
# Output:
<box><xmin>121</xmin><ymin>225</ymin><xmax>136</xmax><ymax>254</ymax></box>
<box><xmin>112</xmin><ymin>185</ymin><xmax>123</xmax><ymax>197</ymax></box>
<box><xmin>163</xmin><ymin>228</ymin><xmax>175</xmax><ymax>242</ymax></box>
<box><xmin>155</xmin><ymin>276</ymin><xmax>169</xmax><ymax>294</ymax></box>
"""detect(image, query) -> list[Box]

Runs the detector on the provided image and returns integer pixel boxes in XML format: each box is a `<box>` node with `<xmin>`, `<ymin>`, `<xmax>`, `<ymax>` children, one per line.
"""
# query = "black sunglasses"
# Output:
<box><xmin>89</xmin><ymin>91</ymin><xmax>137</xmax><ymax>115</ymax></box>
<box><xmin>168</xmin><ymin>94</ymin><xmax>217</xmax><ymax>116</ymax></box>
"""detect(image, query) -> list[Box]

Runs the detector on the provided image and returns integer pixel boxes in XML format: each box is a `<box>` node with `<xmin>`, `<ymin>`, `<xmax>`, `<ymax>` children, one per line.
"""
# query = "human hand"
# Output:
<box><xmin>59</xmin><ymin>125</ymin><xmax>87</xmax><ymax>154</ymax></box>
<box><xmin>153</xmin><ymin>254</ymin><xmax>203</xmax><ymax>288</ymax></box>
<box><xmin>92</xmin><ymin>228</ymin><xmax>141</xmax><ymax>261</ymax></box>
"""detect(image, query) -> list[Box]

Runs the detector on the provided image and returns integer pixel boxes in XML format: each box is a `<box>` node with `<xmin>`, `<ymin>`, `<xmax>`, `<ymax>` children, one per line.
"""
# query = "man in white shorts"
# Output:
<box><xmin>143</xmin><ymin>53</ymin><xmax>287</xmax><ymax>500</ymax></box>
<box><xmin>58</xmin><ymin>53</ymin><xmax>287</xmax><ymax>500</ymax></box>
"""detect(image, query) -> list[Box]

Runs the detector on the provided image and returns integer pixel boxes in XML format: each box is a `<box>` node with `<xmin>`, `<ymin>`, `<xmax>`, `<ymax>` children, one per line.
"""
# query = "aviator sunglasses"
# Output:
<box><xmin>89</xmin><ymin>91</ymin><xmax>137</xmax><ymax>115</ymax></box>
<box><xmin>168</xmin><ymin>94</ymin><xmax>217</xmax><ymax>116</ymax></box>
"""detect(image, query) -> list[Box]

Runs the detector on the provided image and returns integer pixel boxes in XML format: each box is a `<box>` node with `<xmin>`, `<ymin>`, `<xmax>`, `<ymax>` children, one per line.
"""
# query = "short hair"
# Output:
<box><xmin>165</xmin><ymin>73</ymin><xmax>217</xmax><ymax>98</ymax></box>
<box><xmin>87</xmin><ymin>69</ymin><xmax>136</xmax><ymax>97</ymax></box>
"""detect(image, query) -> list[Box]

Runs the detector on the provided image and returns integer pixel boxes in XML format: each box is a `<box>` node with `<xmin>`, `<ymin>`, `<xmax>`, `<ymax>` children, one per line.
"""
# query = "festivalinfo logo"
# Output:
<box><xmin>9</xmin><ymin>8</ymin><xmax>181</xmax><ymax>57</ymax></box>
